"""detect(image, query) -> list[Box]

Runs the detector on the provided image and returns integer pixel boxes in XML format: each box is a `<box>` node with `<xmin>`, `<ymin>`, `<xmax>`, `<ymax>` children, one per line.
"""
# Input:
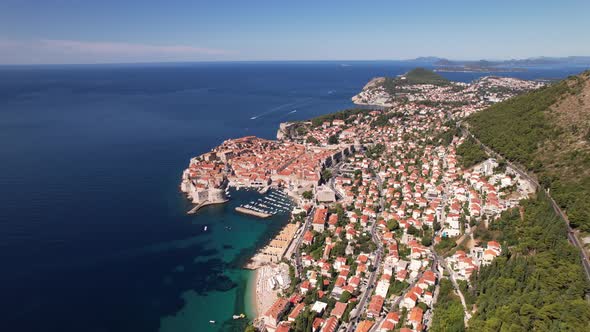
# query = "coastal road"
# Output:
<box><xmin>459</xmin><ymin>124</ymin><xmax>590</xmax><ymax>283</ymax></box>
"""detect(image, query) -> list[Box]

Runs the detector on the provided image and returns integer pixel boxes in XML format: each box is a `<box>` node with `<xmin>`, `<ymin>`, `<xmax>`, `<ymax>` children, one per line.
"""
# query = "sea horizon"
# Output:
<box><xmin>0</xmin><ymin>62</ymin><xmax>586</xmax><ymax>332</ymax></box>
<box><xmin>3</xmin><ymin>57</ymin><xmax>590</xmax><ymax>69</ymax></box>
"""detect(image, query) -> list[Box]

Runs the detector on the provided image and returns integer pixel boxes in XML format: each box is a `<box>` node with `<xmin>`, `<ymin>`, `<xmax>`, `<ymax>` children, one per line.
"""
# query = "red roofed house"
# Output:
<box><xmin>321</xmin><ymin>316</ymin><xmax>339</xmax><ymax>332</ymax></box>
<box><xmin>300</xmin><ymin>280</ymin><xmax>311</xmax><ymax>294</ymax></box>
<box><xmin>264</xmin><ymin>298</ymin><xmax>291</xmax><ymax>332</ymax></box>
<box><xmin>275</xmin><ymin>322</ymin><xmax>291</xmax><ymax>332</ymax></box>
<box><xmin>330</xmin><ymin>301</ymin><xmax>347</xmax><ymax>319</ymax></box>
<box><xmin>402</xmin><ymin>291</ymin><xmax>418</xmax><ymax>310</ymax></box>
<box><xmin>367</xmin><ymin>295</ymin><xmax>384</xmax><ymax>318</ymax></box>
<box><xmin>408</xmin><ymin>307</ymin><xmax>424</xmax><ymax>329</ymax></box>
<box><xmin>288</xmin><ymin>302</ymin><xmax>305</xmax><ymax>322</ymax></box>
<box><xmin>313</xmin><ymin>317</ymin><xmax>324</xmax><ymax>331</ymax></box>
<box><xmin>355</xmin><ymin>320</ymin><xmax>374</xmax><ymax>332</ymax></box>
<box><xmin>302</xmin><ymin>230</ymin><xmax>314</xmax><ymax>246</ymax></box>
<box><xmin>313</xmin><ymin>208</ymin><xmax>328</xmax><ymax>232</ymax></box>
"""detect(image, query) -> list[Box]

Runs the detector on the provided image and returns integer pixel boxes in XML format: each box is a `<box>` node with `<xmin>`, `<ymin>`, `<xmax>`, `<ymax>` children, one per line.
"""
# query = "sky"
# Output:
<box><xmin>1</xmin><ymin>0</ymin><xmax>589</xmax><ymax>64</ymax></box>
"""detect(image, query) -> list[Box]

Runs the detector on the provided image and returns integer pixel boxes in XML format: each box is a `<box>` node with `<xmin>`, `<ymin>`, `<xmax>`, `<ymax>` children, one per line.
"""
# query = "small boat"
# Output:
<box><xmin>209</xmin><ymin>320</ymin><xmax>216</xmax><ymax>324</ymax></box>
<box><xmin>204</xmin><ymin>226</ymin><xmax>208</xmax><ymax>231</ymax></box>
<box><xmin>233</xmin><ymin>313</ymin><xmax>246</xmax><ymax>320</ymax></box>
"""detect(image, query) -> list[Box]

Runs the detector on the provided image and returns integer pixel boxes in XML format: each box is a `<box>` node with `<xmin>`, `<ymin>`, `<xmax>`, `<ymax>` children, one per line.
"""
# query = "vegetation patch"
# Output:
<box><xmin>467</xmin><ymin>193</ymin><xmax>590</xmax><ymax>331</ymax></box>
<box><xmin>456</xmin><ymin>136</ymin><xmax>488</xmax><ymax>168</ymax></box>
<box><xmin>431</xmin><ymin>279</ymin><xmax>465</xmax><ymax>332</ymax></box>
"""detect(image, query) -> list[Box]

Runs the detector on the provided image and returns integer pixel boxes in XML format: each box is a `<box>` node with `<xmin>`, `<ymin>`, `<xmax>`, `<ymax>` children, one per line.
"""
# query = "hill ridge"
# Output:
<box><xmin>466</xmin><ymin>70</ymin><xmax>590</xmax><ymax>232</ymax></box>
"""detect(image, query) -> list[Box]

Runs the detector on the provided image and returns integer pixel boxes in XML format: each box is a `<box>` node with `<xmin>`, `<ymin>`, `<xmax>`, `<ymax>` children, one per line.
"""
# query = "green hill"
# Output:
<box><xmin>381</xmin><ymin>67</ymin><xmax>450</xmax><ymax>96</ymax></box>
<box><xmin>466</xmin><ymin>70</ymin><xmax>590</xmax><ymax>231</ymax></box>
<box><xmin>404</xmin><ymin>67</ymin><xmax>450</xmax><ymax>85</ymax></box>
<box><xmin>468</xmin><ymin>193</ymin><xmax>590</xmax><ymax>331</ymax></box>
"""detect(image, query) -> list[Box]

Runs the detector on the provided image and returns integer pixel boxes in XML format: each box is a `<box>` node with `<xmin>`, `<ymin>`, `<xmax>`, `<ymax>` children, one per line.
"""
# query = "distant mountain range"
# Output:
<box><xmin>410</xmin><ymin>56</ymin><xmax>590</xmax><ymax>72</ymax></box>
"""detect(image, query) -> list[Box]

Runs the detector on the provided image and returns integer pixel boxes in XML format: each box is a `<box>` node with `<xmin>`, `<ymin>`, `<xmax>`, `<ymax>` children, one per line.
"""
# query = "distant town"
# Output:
<box><xmin>180</xmin><ymin>69</ymin><xmax>546</xmax><ymax>332</ymax></box>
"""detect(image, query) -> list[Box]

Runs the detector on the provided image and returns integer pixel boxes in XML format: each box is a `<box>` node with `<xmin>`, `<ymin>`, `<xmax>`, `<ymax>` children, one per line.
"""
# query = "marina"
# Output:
<box><xmin>235</xmin><ymin>189</ymin><xmax>294</xmax><ymax>218</ymax></box>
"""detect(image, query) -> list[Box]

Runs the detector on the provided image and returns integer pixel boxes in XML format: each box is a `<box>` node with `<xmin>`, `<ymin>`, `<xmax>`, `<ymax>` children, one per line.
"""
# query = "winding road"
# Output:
<box><xmin>459</xmin><ymin>123</ymin><xmax>590</xmax><ymax>283</ymax></box>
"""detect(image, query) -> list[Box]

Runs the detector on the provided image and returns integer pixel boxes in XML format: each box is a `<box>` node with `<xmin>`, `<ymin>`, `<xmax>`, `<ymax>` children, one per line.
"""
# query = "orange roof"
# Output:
<box><xmin>322</xmin><ymin>316</ymin><xmax>339</xmax><ymax>332</ymax></box>
<box><xmin>288</xmin><ymin>302</ymin><xmax>305</xmax><ymax>320</ymax></box>
<box><xmin>409</xmin><ymin>306</ymin><xmax>424</xmax><ymax>323</ymax></box>
<box><xmin>331</xmin><ymin>301</ymin><xmax>347</xmax><ymax>318</ymax></box>
<box><xmin>265</xmin><ymin>298</ymin><xmax>290</xmax><ymax>319</ymax></box>
<box><xmin>313</xmin><ymin>317</ymin><xmax>324</xmax><ymax>330</ymax></box>
<box><xmin>276</xmin><ymin>323</ymin><xmax>291</xmax><ymax>332</ymax></box>
<box><xmin>386</xmin><ymin>311</ymin><xmax>400</xmax><ymax>322</ymax></box>
<box><xmin>488</xmin><ymin>240</ymin><xmax>501</xmax><ymax>248</ymax></box>
<box><xmin>313</xmin><ymin>208</ymin><xmax>328</xmax><ymax>224</ymax></box>
<box><xmin>368</xmin><ymin>295</ymin><xmax>384</xmax><ymax>314</ymax></box>
<box><xmin>355</xmin><ymin>320</ymin><xmax>374</xmax><ymax>332</ymax></box>
<box><xmin>381</xmin><ymin>320</ymin><xmax>395</xmax><ymax>330</ymax></box>
<box><xmin>484</xmin><ymin>249</ymin><xmax>498</xmax><ymax>256</ymax></box>
<box><xmin>328</xmin><ymin>214</ymin><xmax>338</xmax><ymax>224</ymax></box>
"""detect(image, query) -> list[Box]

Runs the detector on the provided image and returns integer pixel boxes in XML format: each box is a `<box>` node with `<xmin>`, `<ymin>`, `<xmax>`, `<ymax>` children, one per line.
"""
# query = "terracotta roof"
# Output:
<box><xmin>265</xmin><ymin>298</ymin><xmax>290</xmax><ymax>319</ymax></box>
<box><xmin>276</xmin><ymin>323</ymin><xmax>291</xmax><ymax>332</ymax></box>
<box><xmin>331</xmin><ymin>302</ymin><xmax>347</xmax><ymax>318</ymax></box>
<box><xmin>409</xmin><ymin>306</ymin><xmax>424</xmax><ymax>324</ymax></box>
<box><xmin>321</xmin><ymin>316</ymin><xmax>339</xmax><ymax>332</ymax></box>
<box><xmin>355</xmin><ymin>320</ymin><xmax>374</xmax><ymax>332</ymax></box>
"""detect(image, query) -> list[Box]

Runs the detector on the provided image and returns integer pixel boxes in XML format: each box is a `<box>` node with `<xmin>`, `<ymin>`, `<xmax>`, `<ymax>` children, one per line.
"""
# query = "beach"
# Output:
<box><xmin>251</xmin><ymin>265</ymin><xmax>278</xmax><ymax>318</ymax></box>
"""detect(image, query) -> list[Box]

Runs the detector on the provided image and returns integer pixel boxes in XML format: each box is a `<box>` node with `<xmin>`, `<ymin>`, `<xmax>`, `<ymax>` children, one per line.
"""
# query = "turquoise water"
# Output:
<box><xmin>159</xmin><ymin>188</ymin><xmax>292</xmax><ymax>332</ymax></box>
<box><xmin>0</xmin><ymin>62</ymin><xmax>583</xmax><ymax>332</ymax></box>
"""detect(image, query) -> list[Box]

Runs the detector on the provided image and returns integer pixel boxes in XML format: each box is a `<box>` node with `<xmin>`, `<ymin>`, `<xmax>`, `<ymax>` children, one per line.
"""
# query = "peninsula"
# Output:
<box><xmin>181</xmin><ymin>68</ymin><xmax>590</xmax><ymax>332</ymax></box>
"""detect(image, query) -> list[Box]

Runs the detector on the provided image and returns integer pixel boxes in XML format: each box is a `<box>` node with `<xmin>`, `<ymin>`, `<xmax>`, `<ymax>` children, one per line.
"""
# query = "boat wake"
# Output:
<box><xmin>249</xmin><ymin>98</ymin><xmax>312</xmax><ymax>120</ymax></box>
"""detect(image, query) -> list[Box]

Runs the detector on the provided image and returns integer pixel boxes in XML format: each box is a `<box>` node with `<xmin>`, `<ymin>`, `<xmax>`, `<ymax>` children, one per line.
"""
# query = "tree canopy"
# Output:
<box><xmin>467</xmin><ymin>72</ymin><xmax>590</xmax><ymax>231</ymax></box>
<box><xmin>467</xmin><ymin>193</ymin><xmax>590</xmax><ymax>331</ymax></box>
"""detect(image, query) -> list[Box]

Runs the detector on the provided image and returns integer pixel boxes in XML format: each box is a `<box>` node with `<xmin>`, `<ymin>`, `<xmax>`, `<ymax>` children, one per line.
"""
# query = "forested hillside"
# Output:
<box><xmin>456</xmin><ymin>136</ymin><xmax>488</xmax><ymax>168</ymax></box>
<box><xmin>468</xmin><ymin>193</ymin><xmax>590</xmax><ymax>331</ymax></box>
<box><xmin>431</xmin><ymin>279</ymin><xmax>465</xmax><ymax>332</ymax></box>
<box><xmin>467</xmin><ymin>70</ymin><xmax>590</xmax><ymax>231</ymax></box>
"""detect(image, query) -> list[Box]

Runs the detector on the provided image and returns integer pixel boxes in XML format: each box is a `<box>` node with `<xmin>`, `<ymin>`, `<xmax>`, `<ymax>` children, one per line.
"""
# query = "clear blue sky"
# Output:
<box><xmin>1</xmin><ymin>0</ymin><xmax>589</xmax><ymax>64</ymax></box>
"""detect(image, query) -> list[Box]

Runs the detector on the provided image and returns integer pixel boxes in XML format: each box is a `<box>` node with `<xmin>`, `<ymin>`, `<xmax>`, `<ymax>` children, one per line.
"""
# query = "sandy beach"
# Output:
<box><xmin>252</xmin><ymin>265</ymin><xmax>279</xmax><ymax>319</ymax></box>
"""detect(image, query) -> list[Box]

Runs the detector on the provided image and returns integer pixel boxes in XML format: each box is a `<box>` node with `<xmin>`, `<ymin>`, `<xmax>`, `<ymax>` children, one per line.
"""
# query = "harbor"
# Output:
<box><xmin>236</xmin><ymin>189</ymin><xmax>294</xmax><ymax>217</ymax></box>
<box><xmin>235</xmin><ymin>206</ymin><xmax>271</xmax><ymax>218</ymax></box>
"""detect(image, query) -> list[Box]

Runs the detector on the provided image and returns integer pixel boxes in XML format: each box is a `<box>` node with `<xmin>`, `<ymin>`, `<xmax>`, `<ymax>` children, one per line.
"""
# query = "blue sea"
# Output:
<box><xmin>0</xmin><ymin>61</ymin><xmax>585</xmax><ymax>332</ymax></box>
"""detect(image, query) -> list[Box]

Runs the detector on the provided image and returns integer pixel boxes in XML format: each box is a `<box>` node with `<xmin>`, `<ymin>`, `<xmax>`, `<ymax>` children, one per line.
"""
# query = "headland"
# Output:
<box><xmin>178</xmin><ymin>68</ymin><xmax>568</xmax><ymax>332</ymax></box>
